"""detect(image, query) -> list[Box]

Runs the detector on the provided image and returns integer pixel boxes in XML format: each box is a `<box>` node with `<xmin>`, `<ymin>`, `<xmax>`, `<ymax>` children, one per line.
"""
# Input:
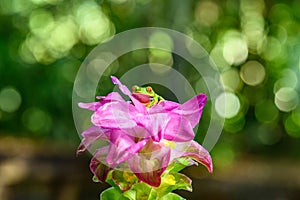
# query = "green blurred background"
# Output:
<box><xmin>0</xmin><ymin>0</ymin><xmax>300</xmax><ymax>199</ymax></box>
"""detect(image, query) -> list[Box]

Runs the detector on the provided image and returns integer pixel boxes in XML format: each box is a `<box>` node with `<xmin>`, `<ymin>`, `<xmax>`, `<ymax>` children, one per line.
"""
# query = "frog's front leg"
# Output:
<box><xmin>147</xmin><ymin>95</ymin><xmax>164</xmax><ymax>107</ymax></box>
<box><xmin>158</xmin><ymin>95</ymin><xmax>164</xmax><ymax>102</ymax></box>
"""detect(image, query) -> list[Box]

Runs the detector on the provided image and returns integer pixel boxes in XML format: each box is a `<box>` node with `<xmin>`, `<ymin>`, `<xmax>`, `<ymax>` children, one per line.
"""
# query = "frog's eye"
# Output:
<box><xmin>132</xmin><ymin>85</ymin><xmax>138</xmax><ymax>92</ymax></box>
<box><xmin>146</xmin><ymin>86</ymin><xmax>152</xmax><ymax>93</ymax></box>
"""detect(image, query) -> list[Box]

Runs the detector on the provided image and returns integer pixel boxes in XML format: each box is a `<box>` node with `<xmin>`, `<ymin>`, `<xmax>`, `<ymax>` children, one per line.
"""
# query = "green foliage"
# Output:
<box><xmin>100</xmin><ymin>187</ymin><xmax>128</xmax><ymax>200</ymax></box>
<box><xmin>100</xmin><ymin>159</ymin><xmax>194</xmax><ymax>199</ymax></box>
<box><xmin>160</xmin><ymin>193</ymin><xmax>185</xmax><ymax>200</ymax></box>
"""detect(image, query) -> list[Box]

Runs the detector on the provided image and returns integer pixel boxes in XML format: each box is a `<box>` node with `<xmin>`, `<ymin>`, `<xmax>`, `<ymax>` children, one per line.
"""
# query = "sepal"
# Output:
<box><xmin>161</xmin><ymin>193</ymin><xmax>185</xmax><ymax>200</ymax></box>
<box><xmin>100</xmin><ymin>187</ymin><xmax>128</xmax><ymax>200</ymax></box>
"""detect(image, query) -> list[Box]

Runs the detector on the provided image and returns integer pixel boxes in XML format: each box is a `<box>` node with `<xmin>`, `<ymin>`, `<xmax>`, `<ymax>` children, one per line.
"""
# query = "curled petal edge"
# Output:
<box><xmin>180</xmin><ymin>141</ymin><xmax>213</xmax><ymax>173</ymax></box>
<box><xmin>76</xmin><ymin>126</ymin><xmax>108</xmax><ymax>156</ymax></box>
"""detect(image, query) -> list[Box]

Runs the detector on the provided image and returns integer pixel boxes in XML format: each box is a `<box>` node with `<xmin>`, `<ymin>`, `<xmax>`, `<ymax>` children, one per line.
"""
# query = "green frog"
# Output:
<box><xmin>131</xmin><ymin>85</ymin><xmax>164</xmax><ymax>107</ymax></box>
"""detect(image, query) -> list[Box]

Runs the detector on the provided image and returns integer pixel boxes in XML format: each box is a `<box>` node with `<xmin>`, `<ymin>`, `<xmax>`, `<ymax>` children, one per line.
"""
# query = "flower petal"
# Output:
<box><xmin>174</xmin><ymin>94</ymin><xmax>207</xmax><ymax>127</ymax></box>
<box><xmin>179</xmin><ymin>141</ymin><xmax>213</xmax><ymax>173</ymax></box>
<box><xmin>101</xmin><ymin>92</ymin><xmax>126</xmax><ymax>102</ymax></box>
<box><xmin>78</xmin><ymin>102</ymin><xmax>101</xmax><ymax>111</ymax></box>
<box><xmin>153</xmin><ymin>100</ymin><xmax>180</xmax><ymax>112</ymax></box>
<box><xmin>148</xmin><ymin>113</ymin><xmax>168</xmax><ymax>142</ymax></box>
<box><xmin>79</xmin><ymin>92</ymin><xmax>124</xmax><ymax>111</ymax></box>
<box><xmin>163</xmin><ymin>114</ymin><xmax>194</xmax><ymax>142</ymax></box>
<box><xmin>128</xmin><ymin>143</ymin><xmax>171</xmax><ymax>187</ymax></box>
<box><xmin>136</xmin><ymin>104</ymin><xmax>170</xmax><ymax>142</ymax></box>
<box><xmin>111</xmin><ymin>76</ymin><xmax>132</xmax><ymax>96</ymax></box>
<box><xmin>76</xmin><ymin>126</ymin><xmax>108</xmax><ymax>155</ymax></box>
<box><xmin>106</xmin><ymin>130</ymin><xmax>148</xmax><ymax>167</ymax></box>
<box><xmin>111</xmin><ymin>76</ymin><xmax>147</xmax><ymax>113</ymax></box>
<box><xmin>91</xmin><ymin>101</ymin><xmax>137</xmax><ymax>129</ymax></box>
<box><xmin>90</xmin><ymin>146</ymin><xmax>112</xmax><ymax>182</ymax></box>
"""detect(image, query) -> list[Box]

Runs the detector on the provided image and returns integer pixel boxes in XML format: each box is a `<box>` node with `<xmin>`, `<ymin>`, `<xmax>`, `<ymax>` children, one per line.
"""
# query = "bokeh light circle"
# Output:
<box><xmin>22</xmin><ymin>107</ymin><xmax>52</xmax><ymax>133</ymax></box>
<box><xmin>215</xmin><ymin>92</ymin><xmax>240</xmax><ymax>119</ymax></box>
<box><xmin>220</xmin><ymin>69</ymin><xmax>242</xmax><ymax>91</ymax></box>
<box><xmin>285</xmin><ymin>114</ymin><xmax>300</xmax><ymax>138</ymax></box>
<box><xmin>240</xmin><ymin>60</ymin><xmax>266</xmax><ymax>86</ymax></box>
<box><xmin>0</xmin><ymin>87</ymin><xmax>22</xmax><ymax>113</ymax></box>
<box><xmin>275</xmin><ymin>87</ymin><xmax>299</xmax><ymax>112</ymax></box>
<box><xmin>223</xmin><ymin>36</ymin><xmax>248</xmax><ymax>65</ymax></box>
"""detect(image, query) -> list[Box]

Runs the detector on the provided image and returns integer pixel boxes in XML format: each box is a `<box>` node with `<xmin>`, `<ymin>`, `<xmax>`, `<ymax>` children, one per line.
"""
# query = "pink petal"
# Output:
<box><xmin>123</xmin><ymin>125</ymin><xmax>150</xmax><ymax>139</ymax></box>
<box><xmin>106</xmin><ymin>130</ymin><xmax>148</xmax><ymax>167</ymax></box>
<box><xmin>78</xmin><ymin>102</ymin><xmax>101</xmax><ymax>111</ymax></box>
<box><xmin>76</xmin><ymin>126</ymin><xmax>108</xmax><ymax>155</ymax></box>
<box><xmin>78</xmin><ymin>92</ymin><xmax>125</xmax><ymax>111</ymax></box>
<box><xmin>91</xmin><ymin>101</ymin><xmax>137</xmax><ymax>129</ymax></box>
<box><xmin>149</xmin><ymin>100</ymin><xmax>180</xmax><ymax>113</ymax></box>
<box><xmin>110</xmin><ymin>76</ymin><xmax>147</xmax><ymax>113</ymax></box>
<box><xmin>95</xmin><ymin>96</ymin><xmax>106</xmax><ymax>100</ymax></box>
<box><xmin>79</xmin><ymin>92</ymin><xmax>125</xmax><ymax>111</ymax></box>
<box><xmin>148</xmin><ymin>113</ymin><xmax>168</xmax><ymax>142</ymax></box>
<box><xmin>111</xmin><ymin>76</ymin><xmax>132</xmax><ymax>96</ymax></box>
<box><xmin>90</xmin><ymin>146</ymin><xmax>111</xmax><ymax>182</ymax></box>
<box><xmin>174</xmin><ymin>94</ymin><xmax>207</xmax><ymax>127</ymax></box>
<box><xmin>101</xmin><ymin>92</ymin><xmax>126</xmax><ymax>102</ymax></box>
<box><xmin>128</xmin><ymin>143</ymin><xmax>171</xmax><ymax>187</ymax></box>
<box><xmin>179</xmin><ymin>141</ymin><xmax>213</xmax><ymax>173</ymax></box>
<box><xmin>135</xmin><ymin>168</ymin><xmax>165</xmax><ymax>187</ymax></box>
<box><xmin>163</xmin><ymin>114</ymin><xmax>194</xmax><ymax>142</ymax></box>
<box><xmin>90</xmin><ymin>97</ymin><xmax>151</xmax><ymax>138</ymax></box>
<box><xmin>141</xmin><ymin>104</ymin><xmax>172</xmax><ymax>142</ymax></box>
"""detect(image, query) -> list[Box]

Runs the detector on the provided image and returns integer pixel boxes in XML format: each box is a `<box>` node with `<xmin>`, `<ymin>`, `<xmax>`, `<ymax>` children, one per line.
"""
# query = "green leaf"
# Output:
<box><xmin>111</xmin><ymin>170</ymin><xmax>138</xmax><ymax>191</ymax></box>
<box><xmin>105</xmin><ymin>170</ymin><xmax>119</xmax><ymax>188</ymax></box>
<box><xmin>131</xmin><ymin>183</ymin><xmax>152</xmax><ymax>200</ymax></box>
<box><xmin>169</xmin><ymin>172</ymin><xmax>192</xmax><ymax>192</ymax></box>
<box><xmin>123</xmin><ymin>189</ymin><xmax>136</xmax><ymax>200</ymax></box>
<box><xmin>100</xmin><ymin>187</ymin><xmax>129</xmax><ymax>200</ymax></box>
<box><xmin>125</xmin><ymin>182</ymin><xmax>158</xmax><ymax>200</ymax></box>
<box><xmin>161</xmin><ymin>193</ymin><xmax>185</xmax><ymax>200</ymax></box>
<box><xmin>166</xmin><ymin>158</ymin><xmax>195</xmax><ymax>173</ymax></box>
<box><xmin>148</xmin><ymin>189</ymin><xmax>158</xmax><ymax>200</ymax></box>
<box><xmin>155</xmin><ymin>172</ymin><xmax>192</xmax><ymax>197</ymax></box>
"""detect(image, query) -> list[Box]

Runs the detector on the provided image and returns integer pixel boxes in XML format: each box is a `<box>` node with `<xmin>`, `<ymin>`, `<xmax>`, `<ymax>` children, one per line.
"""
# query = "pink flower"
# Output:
<box><xmin>77</xmin><ymin>76</ymin><xmax>212</xmax><ymax>187</ymax></box>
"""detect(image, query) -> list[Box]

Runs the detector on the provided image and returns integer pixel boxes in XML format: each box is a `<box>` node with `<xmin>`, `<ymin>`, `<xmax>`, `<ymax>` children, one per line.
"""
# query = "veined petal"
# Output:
<box><xmin>123</xmin><ymin>125</ymin><xmax>151</xmax><ymax>139</ymax></box>
<box><xmin>96</xmin><ymin>92</ymin><xmax>124</xmax><ymax>102</ymax></box>
<box><xmin>178</xmin><ymin>141</ymin><xmax>213</xmax><ymax>173</ymax></box>
<box><xmin>163</xmin><ymin>114</ymin><xmax>194</xmax><ymax>142</ymax></box>
<box><xmin>148</xmin><ymin>113</ymin><xmax>168</xmax><ymax>142</ymax></box>
<box><xmin>79</xmin><ymin>92</ymin><xmax>125</xmax><ymax>111</ymax></box>
<box><xmin>111</xmin><ymin>76</ymin><xmax>132</xmax><ymax>96</ymax></box>
<box><xmin>131</xmin><ymin>96</ymin><xmax>148</xmax><ymax>113</ymax></box>
<box><xmin>132</xmin><ymin>107</ymin><xmax>168</xmax><ymax>142</ymax></box>
<box><xmin>152</xmin><ymin>100</ymin><xmax>180</xmax><ymax>112</ymax></box>
<box><xmin>78</xmin><ymin>102</ymin><xmax>101</xmax><ymax>111</ymax></box>
<box><xmin>174</xmin><ymin>94</ymin><xmax>207</xmax><ymax>127</ymax></box>
<box><xmin>111</xmin><ymin>76</ymin><xmax>147</xmax><ymax>113</ymax></box>
<box><xmin>91</xmin><ymin>101</ymin><xmax>137</xmax><ymax>129</ymax></box>
<box><xmin>90</xmin><ymin>146</ymin><xmax>111</xmax><ymax>182</ymax></box>
<box><xmin>107</xmin><ymin>131</ymin><xmax>148</xmax><ymax>167</ymax></box>
<box><xmin>76</xmin><ymin>126</ymin><xmax>108</xmax><ymax>155</ymax></box>
<box><xmin>128</xmin><ymin>144</ymin><xmax>171</xmax><ymax>187</ymax></box>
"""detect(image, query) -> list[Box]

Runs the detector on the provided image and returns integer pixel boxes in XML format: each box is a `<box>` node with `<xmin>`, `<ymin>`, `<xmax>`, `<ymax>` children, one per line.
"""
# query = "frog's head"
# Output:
<box><xmin>131</xmin><ymin>85</ymin><xmax>155</xmax><ymax>104</ymax></box>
